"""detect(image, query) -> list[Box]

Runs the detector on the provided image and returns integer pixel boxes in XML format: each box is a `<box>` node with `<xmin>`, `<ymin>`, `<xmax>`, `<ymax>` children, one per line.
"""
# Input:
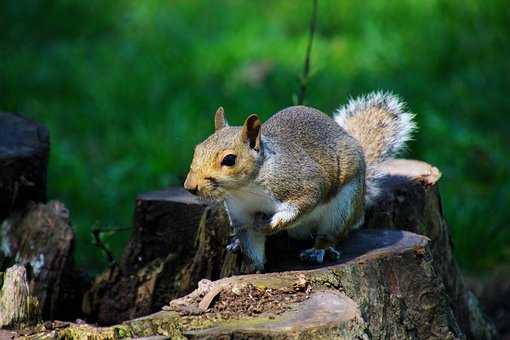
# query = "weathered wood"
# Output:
<box><xmin>364</xmin><ymin>159</ymin><xmax>497</xmax><ymax>339</ymax></box>
<box><xmin>29</xmin><ymin>230</ymin><xmax>463</xmax><ymax>339</ymax></box>
<box><xmin>0</xmin><ymin>265</ymin><xmax>41</xmax><ymax>329</ymax></box>
<box><xmin>82</xmin><ymin>189</ymin><xmax>231</xmax><ymax>325</ymax></box>
<box><xmin>84</xmin><ymin>159</ymin><xmax>496</xmax><ymax>339</ymax></box>
<box><xmin>0</xmin><ymin>201</ymin><xmax>85</xmax><ymax>321</ymax></box>
<box><xmin>0</xmin><ymin>112</ymin><xmax>49</xmax><ymax>220</ymax></box>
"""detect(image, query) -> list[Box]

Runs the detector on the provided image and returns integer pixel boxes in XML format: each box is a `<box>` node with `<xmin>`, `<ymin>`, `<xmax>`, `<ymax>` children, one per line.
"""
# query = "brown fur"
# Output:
<box><xmin>257</xmin><ymin>106</ymin><xmax>364</xmax><ymax>216</ymax></box>
<box><xmin>341</xmin><ymin>106</ymin><xmax>395</xmax><ymax>166</ymax></box>
<box><xmin>184</xmin><ymin>125</ymin><xmax>260</xmax><ymax>199</ymax></box>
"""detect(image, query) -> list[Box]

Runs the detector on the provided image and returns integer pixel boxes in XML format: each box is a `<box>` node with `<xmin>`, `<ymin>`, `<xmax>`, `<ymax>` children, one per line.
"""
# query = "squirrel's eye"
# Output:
<box><xmin>221</xmin><ymin>154</ymin><xmax>237</xmax><ymax>166</ymax></box>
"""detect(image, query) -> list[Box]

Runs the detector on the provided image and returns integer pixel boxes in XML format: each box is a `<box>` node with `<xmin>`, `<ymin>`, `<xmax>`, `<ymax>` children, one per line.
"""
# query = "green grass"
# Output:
<box><xmin>1</xmin><ymin>0</ymin><xmax>508</xmax><ymax>274</ymax></box>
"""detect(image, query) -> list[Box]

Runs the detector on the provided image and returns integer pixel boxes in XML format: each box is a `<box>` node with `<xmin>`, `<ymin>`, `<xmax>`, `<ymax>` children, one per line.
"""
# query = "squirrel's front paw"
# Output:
<box><xmin>269</xmin><ymin>204</ymin><xmax>298</xmax><ymax>233</ymax></box>
<box><xmin>255</xmin><ymin>212</ymin><xmax>290</xmax><ymax>234</ymax></box>
<box><xmin>269</xmin><ymin>207</ymin><xmax>298</xmax><ymax>231</ymax></box>
<box><xmin>226</xmin><ymin>237</ymin><xmax>241</xmax><ymax>253</ymax></box>
<box><xmin>253</xmin><ymin>210</ymin><xmax>293</xmax><ymax>234</ymax></box>
<box><xmin>270</xmin><ymin>214</ymin><xmax>287</xmax><ymax>231</ymax></box>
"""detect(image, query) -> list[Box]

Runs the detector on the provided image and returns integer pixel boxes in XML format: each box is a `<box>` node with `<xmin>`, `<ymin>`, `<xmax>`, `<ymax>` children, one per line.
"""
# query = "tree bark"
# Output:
<box><xmin>83</xmin><ymin>159</ymin><xmax>496</xmax><ymax>339</ymax></box>
<box><xmin>28</xmin><ymin>230</ymin><xmax>463</xmax><ymax>339</ymax></box>
<box><xmin>0</xmin><ymin>112</ymin><xmax>49</xmax><ymax>220</ymax></box>
<box><xmin>0</xmin><ymin>201</ymin><xmax>85</xmax><ymax>321</ymax></box>
<box><xmin>0</xmin><ymin>265</ymin><xmax>41</xmax><ymax>329</ymax></box>
<box><xmin>364</xmin><ymin>159</ymin><xmax>497</xmax><ymax>339</ymax></box>
<box><xmin>82</xmin><ymin>189</ymin><xmax>231</xmax><ymax>325</ymax></box>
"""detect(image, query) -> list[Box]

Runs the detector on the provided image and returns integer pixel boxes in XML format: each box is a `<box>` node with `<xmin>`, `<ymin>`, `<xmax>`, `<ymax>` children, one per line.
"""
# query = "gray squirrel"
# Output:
<box><xmin>184</xmin><ymin>92</ymin><xmax>416</xmax><ymax>271</ymax></box>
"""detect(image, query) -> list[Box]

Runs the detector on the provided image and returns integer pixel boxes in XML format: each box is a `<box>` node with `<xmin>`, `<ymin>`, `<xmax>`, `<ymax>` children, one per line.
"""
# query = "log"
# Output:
<box><xmin>0</xmin><ymin>201</ymin><xmax>85</xmax><ymax>321</ymax></box>
<box><xmin>0</xmin><ymin>112</ymin><xmax>49</xmax><ymax>220</ymax></box>
<box><xmin>0</xmin><ymin>265</ymin><xmax>41</xmax><ymax>329</ymax></box>
<box><xmin>28</xmin><ymin>230</ymin><xmax>463</xmax><ymax>339</ymax></box>
<box><xmin>84</xmin><ymin>159</ymin><xmax>496</xmax><ymax>338</ymax></box>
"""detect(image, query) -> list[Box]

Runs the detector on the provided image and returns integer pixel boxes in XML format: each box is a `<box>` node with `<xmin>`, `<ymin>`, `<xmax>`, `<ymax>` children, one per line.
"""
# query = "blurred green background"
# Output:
<box><xmin>1</xmin><ymin>0</ymin><xmax>508</xmax><ymax>275</ymax></box>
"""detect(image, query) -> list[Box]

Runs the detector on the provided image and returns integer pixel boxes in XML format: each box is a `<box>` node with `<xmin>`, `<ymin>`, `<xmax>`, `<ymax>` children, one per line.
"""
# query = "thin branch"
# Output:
<box><xmin>297</xmin><ymin>0</ymin><xmax>318</xmax><ymax>105</ymax></box>
<box><xmin>91</xmin><ymin>226</ymin><xmax>131</xmax><ymax>266</ymax></box>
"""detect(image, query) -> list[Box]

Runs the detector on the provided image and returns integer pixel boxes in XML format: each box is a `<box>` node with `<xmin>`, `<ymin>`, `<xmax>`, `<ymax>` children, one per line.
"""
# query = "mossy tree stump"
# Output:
<box><xmin>82</xmin><ymin>189</ymin><xmax>230</xmax><ymax>325</ymax></box>
<box><xmin>30</xmin><ymin>230</ymin><xmax>463</xmax><ymax>339</ymax></box>
<box><xmin>83</xmin><ymin>159</ymin><xmax>496</xmax><ymax>338</ymax></box>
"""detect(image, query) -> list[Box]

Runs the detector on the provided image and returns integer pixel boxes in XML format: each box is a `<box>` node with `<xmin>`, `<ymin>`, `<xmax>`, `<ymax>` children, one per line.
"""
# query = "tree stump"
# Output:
<box><xmin>0</xmin><ymin>112</ymin><xmax>49</xmax><ymax>220</ymax></box>
<box><xmin>83</xmin><ymin>189</ymin><xmax>230</xmax><ymax>325</ymax></box>
<box><xmin>364</xmin><ymin>160</ymin><xmax>497</xmax><ymax>339</ymax></box>
<box><xmin>29</xmin><ymin>230</ymin><xmax>463</xmax><ymax>339</ymax></box>
<box><xmin>83</xmin><ymin>159</ymin><xmax>496</xmax><ymax>339</ymax></box>
<box><xmin>0</xmin><ymin>201</ymin><xmax>85</xmax><ymax>321</ymax></box>
<box><xmin>0</xmin><ymin>265</ymin><xmax>41</xmax><ymax>329</ymax></box>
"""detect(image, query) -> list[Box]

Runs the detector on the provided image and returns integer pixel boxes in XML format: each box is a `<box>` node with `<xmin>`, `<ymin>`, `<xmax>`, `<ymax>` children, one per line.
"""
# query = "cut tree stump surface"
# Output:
<box><xmin>0</xmin><ymin>112</ymin><xmax>49</xmax><ymax>220</ymax></box>
<box><xmin>28</xmin><ymin>229</ymin><xmax>462</xmax><ymax>339</ymax></box>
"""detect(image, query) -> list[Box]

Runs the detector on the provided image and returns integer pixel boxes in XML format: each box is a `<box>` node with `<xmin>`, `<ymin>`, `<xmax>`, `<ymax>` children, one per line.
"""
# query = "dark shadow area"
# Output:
<box><xmin>266</xmin><ymin>229</ymin><xmax>405</xmax><ymax>272</ymax></box>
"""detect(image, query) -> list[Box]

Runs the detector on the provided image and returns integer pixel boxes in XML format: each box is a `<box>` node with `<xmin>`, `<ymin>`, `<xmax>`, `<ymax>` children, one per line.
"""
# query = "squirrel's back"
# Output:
<box><xmin>264</xmin><ymin>92</ymin><xmax>415</xmax><ymax>170</ymax></box>
<box><xmin>262</xmin><ymin>92</ymin><xmax>416</xmax><ymax>205</ymax></box>
<box><xmin>263</xmin><ymin>105</ymin><xmax>356</xmax><ymax>161</ymax></box>
<box><xmin>261</xmin><ymin>105</ymin><xmax>364</xmax><ymax>203</ymax></box>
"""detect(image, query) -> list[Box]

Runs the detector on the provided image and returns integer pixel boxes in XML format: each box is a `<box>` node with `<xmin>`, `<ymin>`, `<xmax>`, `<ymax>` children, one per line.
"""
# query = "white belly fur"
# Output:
<box><xmin>224</xmin><ymin>178</ymin><xmax>361</xmax><ymax>239</ymax></box>
<box><xmin>288</xmin><ymin>179</ymin><xmax>361</xmax><ymax>240</ymax></box>
<box><xmin>224</xmin><ymin>183</ymin><xmax>278</xmax><ymax>225</ymax></box>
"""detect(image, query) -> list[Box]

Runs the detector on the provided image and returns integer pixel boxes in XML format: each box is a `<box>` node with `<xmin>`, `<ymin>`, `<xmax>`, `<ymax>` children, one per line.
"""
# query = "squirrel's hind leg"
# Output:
<box><xmin>299</xmin><ymin>234</ymin><xmax>341</xmax><ymax>264</ymax></box>
<box><xmin>299</xmin><ymin>248</ymin><xmax>325</xmax><ymax>263</ymax></box>
<box><xmin>299</xmin><ymin>177</ymin><xmax>364</xmax><ymax>265</ymax></box>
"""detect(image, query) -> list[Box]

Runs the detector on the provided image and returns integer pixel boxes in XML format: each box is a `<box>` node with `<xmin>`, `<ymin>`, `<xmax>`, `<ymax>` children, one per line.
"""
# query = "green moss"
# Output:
<box><xmin>250</xmin><ymin>276</ymin><xmax>295</xmax><ymax>290</ymax></box>
<box><xmin>122</xmin><ymin>312</ymin><xmax>184</xmax><ymax>339</ymax></box>
<box><xmin>309</xmin><ymin>271</ymin><xmax>342</xmax><ymax>289</ymax></box>
<box><xmin>112</xmin><ymin>325</ymin><xmax>133</xmax><ymax>338</ymax></box>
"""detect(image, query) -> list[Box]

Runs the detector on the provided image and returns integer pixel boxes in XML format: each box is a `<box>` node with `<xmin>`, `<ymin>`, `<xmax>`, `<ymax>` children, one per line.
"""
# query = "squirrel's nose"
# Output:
<box><xmin>184</xmin><ymin>174</ymin><xmax>199</xmax><ymax>195</ymax></box>
<box><xmin>186</xmin><ymin>185</ymin><xmax>199</xmax><ymax>195</ymax></box>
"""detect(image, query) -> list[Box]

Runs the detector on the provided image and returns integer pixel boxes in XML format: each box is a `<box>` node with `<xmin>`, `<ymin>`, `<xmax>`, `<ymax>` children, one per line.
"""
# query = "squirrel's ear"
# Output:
<box><xmin>242</xmin><ymin>114</ymin><xmax>261</xmax><ymax>151</ymax></box>
<box><xmin>214</xmin><ymin>107</ymin><xmax>228</xmax><ymax>131</ymax></box>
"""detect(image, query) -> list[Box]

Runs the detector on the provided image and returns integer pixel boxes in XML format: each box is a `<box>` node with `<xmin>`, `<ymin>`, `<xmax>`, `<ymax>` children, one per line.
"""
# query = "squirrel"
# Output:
<box><xmin>184</xmin><ymin>92</ymin><xmax>416</xmax><ymax>271</ymax></box>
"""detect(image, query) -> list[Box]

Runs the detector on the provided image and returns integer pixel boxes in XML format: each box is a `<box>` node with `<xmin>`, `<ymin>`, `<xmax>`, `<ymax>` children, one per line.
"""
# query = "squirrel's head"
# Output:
<box><xmin>184</xmin><ymin>107</ymin><xmax>262</xmax><ymax>199</ymax></box>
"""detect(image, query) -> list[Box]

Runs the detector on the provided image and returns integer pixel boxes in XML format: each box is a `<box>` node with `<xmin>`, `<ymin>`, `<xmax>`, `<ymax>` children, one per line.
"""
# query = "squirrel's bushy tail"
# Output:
<box><xmin>334</xmin><ymin>91</ymin><xmax>416</xmax><ymax>205</ymax></box>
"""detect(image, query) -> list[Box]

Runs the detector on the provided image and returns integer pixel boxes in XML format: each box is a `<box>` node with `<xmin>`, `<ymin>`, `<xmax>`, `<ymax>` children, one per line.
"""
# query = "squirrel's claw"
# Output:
<box><xmin>299</xmin><ymin>248</ymin><xmax>326</xmax><ymax>264</ymax></box>
<box><xmin>299</xmin><ymin>247</ymin><xmax>342</xmax><ymax>264</ymax></box>
<box><xmin>325</xmin><ymin>246</ymin><xmax>341</xmax><ymax>261</ymax></box>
